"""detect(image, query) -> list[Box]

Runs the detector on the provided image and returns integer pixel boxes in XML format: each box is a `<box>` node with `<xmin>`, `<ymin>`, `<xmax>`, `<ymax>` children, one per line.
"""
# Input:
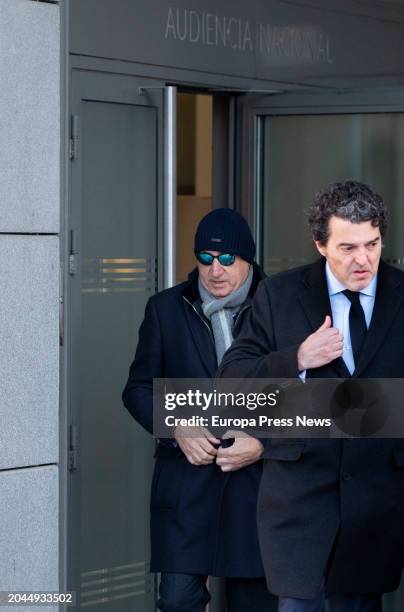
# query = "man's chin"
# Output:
<box><xmin>347</xmin><ymin>273</ymin><xmax>372</xmax><ymax>291</ymax></box>
<box><xmin>208</xmin><ymin>285</ymin><xmax>231</xmax><ymax>298</ymax></box>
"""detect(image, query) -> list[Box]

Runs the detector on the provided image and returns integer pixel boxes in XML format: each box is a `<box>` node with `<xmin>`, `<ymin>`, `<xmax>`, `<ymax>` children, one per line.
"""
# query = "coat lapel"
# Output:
<box><xmin>298</xmin><ymin>259</ymin><xmax>331</xmax><ymax>332</ymax></box>
<box><xmin>181</xmin><ymin>268</ymin><xmax>217</xmax><ymax>375</ymax></box>
<box><xmin>182</xmin><ymin>296</ymin><xmax>217</xmax><ymax>376</ymax></box>
<box><xmin>298</xmin><ymin>259</ymin><xmax>351</xmax><ymax>378</ymax></box>
<box><xmin>354</xmin><ymin>260</ymin><xmax>404</xmax><ymax>376</ymax></box>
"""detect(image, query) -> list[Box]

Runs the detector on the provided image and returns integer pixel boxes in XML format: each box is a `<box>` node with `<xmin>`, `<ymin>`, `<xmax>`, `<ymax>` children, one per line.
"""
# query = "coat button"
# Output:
<box><xmin>341</xmin><ymin>471</ymin><xmax>352</xmax><ymax>481</ymax></box>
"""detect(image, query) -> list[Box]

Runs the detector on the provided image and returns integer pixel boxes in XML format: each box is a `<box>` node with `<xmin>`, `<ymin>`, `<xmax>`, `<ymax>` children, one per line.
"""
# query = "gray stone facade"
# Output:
<box><xmin>0</xmin><ymin>0</ymin><xmax>60</xmax><ymax>604</ymax></box>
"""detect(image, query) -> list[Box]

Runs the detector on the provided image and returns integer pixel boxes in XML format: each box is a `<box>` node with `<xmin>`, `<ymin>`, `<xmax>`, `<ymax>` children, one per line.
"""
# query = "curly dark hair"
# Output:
<box><xmin>308</xmin><ymin>181</ymin><xmax>388</xmax><ymax>245</ymax></box>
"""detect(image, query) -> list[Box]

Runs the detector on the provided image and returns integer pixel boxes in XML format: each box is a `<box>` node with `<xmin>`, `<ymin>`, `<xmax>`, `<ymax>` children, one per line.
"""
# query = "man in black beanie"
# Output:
<box><xmin>123</xmin><ymin>208</ymin><xmax>276</xmax><ymax>611</ymax></box>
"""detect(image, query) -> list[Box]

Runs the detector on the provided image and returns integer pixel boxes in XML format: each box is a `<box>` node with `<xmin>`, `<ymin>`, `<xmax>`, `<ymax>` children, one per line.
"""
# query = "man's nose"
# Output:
<box><xmin>210</xmin><ymin>259</ymin><xmax>223</xmax><ymax>276</ymax></box>
<box><xmin>355</xmin><ymin>248</ymin><xmax>367</xmax><ymax>266</ymax></box>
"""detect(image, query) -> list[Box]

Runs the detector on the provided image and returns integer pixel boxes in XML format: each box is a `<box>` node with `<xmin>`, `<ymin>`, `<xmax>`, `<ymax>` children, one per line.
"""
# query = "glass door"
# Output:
<box><xmin>67</xmin><ymin>70</ymin><xmax>168</xmax><ymax>610</ymax></box>
<box><xmin>238</xmin><ymin>89</ymin><xmax>404</xmax><ymax>278</ymax></box>
<box><xmin>261</xmin><ymin>112</ymin><xmax>404</xmax><ymax>276</ymax></box>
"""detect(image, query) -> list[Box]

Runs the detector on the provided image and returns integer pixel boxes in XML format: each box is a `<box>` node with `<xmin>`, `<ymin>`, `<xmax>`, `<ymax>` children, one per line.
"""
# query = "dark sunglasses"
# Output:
<box><xmin>195</xmin><ymin>252</ymin><xmax>236</xmax><ymax>266</ymax></box>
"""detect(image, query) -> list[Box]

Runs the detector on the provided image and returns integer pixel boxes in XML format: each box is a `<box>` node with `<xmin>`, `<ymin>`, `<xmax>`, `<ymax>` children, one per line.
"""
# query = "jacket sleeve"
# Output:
<box><xmin>122</xmin><ymin>297</ymin><xmax>163</xmax><ymax>435</ymax></box>
<box><xmin>218</xmin><ymin>279</ymin><xmax>300</xmax><ymax>379</ymax></box>
<box><xmin>218</xmin><ymin>280</ymin><xmax>302</xmax><ymax>459</ymax></box>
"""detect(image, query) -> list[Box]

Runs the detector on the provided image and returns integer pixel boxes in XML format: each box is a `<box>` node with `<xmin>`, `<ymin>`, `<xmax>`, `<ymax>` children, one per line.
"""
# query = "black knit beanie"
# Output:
<box><xmin>194</xmin><ymin>208</ymin><xmax>256</xmax><ymax>264</ymax></box>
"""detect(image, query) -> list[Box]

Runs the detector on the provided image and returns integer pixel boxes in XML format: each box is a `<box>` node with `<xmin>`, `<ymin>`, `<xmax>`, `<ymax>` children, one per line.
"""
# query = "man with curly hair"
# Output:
<box><xmin>219</xmin><ymin>181</ymin><xmax>404</xmax><ymax>612</ymax></box>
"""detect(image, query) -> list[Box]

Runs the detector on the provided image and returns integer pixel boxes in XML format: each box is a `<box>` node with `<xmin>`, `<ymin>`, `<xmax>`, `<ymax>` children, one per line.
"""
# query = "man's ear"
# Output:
<box><xmin>314</xmin><ymin>240</ymin><xmax>326</xmax><ymax>257</ymax></box>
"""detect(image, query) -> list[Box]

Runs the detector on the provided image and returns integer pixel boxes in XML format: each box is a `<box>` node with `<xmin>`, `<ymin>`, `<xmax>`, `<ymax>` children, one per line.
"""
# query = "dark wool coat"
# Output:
<box><xmin>219</xmin><ymin>258</ymin><xmax>404</xmax><ymax>598</ymax></box>
<box><xmin>122</xmin><ymin>265</ymin><xmax>267</xmax><ymax>577</ymax></box>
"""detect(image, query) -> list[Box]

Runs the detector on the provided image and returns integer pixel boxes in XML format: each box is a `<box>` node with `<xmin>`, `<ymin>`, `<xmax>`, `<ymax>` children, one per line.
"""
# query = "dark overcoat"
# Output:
<box><xmin>122</xmin><ymin>265</ymin><xmax>267</xmax><ymax>577</ymax></box>
<box><xmin>219</xmin><ymin>258</ymin><xmax>404</xmax><ymax>598</ymax></box>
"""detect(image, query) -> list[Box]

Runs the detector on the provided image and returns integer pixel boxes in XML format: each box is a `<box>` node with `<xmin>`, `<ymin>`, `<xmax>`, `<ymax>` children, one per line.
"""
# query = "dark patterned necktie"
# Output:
<box><xmin>342</xmin><ymin>290</ymin><xmax>367</xmax><ymax>367</ymax></box>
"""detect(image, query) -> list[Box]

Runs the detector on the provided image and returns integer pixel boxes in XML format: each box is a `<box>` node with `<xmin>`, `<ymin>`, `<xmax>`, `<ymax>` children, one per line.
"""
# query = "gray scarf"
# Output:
<box><xmin>198</xmin><ymin>267</ymin><xmax>253</xmax><ymax>364</ymax></box>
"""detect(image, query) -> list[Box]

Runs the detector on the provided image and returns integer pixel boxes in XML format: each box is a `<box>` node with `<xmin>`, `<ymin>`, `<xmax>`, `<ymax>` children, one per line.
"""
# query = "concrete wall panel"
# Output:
<box><xmin>0</xmin><ymin>236</ymin><xmax>59</xmax><ymax>469</ymax></box>
<box><xmin>0</xmin><ymin>0</ymin><xmax>60</xmax><ymax>232</ymax></box>
<box><xmin>0</xmin><ymin>466</ymin><xmax>58</xmax><ymax>603</ymax></box>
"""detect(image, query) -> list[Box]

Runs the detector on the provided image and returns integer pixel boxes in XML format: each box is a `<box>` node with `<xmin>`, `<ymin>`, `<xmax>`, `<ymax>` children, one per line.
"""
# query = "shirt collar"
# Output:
<box><xmin>325</xmin><ymin>261</ymin><xmax>377</xmax><ymax>297</ymax></box>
